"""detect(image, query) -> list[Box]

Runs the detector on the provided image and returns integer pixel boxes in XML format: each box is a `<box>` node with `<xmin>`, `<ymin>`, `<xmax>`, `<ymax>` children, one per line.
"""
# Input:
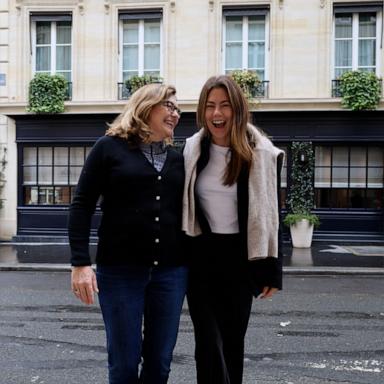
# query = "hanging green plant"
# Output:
<box><xmin>339</xmin><ymin>71</ymin><xmax>381</xmax><ymax>111</ymax></box>
<box><xmin>27</xmin><ymin>74</ymin><xmax>68</xmax><ymax>113</ymax></box>
<box><xmin>0</xmin><ymin>146</ymin><xmax>7</xmax><ymax>211</ymax></box>
<box><xmin>284</xmin><ymin>141</ymin><xmax>319</xmax><ymax>227</ymax></box>
<box><xmin>230</xmin><ymin>70</ymin><xmax>261</xmax><ymax>99</ymax></box>
<box><xmin>125</xmin><ymin>75</ymin><xmax>163</xmax><ymax>95</ymax></box>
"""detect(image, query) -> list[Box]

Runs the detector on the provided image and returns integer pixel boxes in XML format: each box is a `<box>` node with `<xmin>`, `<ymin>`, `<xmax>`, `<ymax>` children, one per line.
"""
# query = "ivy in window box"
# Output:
<box><xmin>339</xmin><ymin>70</ymin><xmax>381</xmax><ymax>111</ymax></box>
<box><xmin>125</xmin><ymin>75</ymin><xmax>163</xmax><ymax>95</ymax></box>
<box><xmin>27</xmin><ymin>74</ymin><xmax>68</xmax><ymax>114</ymax></box>
<box><xmin>230</xmin><ymin>70</ymin><xmax>261</xmax><ymax>99</ymax></box>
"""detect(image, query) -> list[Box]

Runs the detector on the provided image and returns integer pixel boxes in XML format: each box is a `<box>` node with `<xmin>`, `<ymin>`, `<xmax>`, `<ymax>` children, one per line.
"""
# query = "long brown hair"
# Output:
<box><xmin>106</xmin><ymin>83</ymin><xmax>177</xmax><ymax>145</ymax></box>
<box><xmin>196</xmin><ymin>75</ymin><xmax>253</xmax><ymax>185</ymax></box>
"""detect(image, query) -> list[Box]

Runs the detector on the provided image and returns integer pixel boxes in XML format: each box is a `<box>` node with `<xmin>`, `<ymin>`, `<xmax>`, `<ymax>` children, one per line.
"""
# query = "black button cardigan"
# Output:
<box><xmin>68</xmin><ymin>135</ymin><xmax>185</xmax><ymax>267</ymax></box>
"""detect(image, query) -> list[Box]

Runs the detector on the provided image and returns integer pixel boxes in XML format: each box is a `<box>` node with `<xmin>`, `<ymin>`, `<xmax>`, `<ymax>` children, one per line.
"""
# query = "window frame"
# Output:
<box><xmin>20</xmin><ymin>144</ymin><xmax>92</xmax><ymax>206</ymax></box>
<box><xmin>31</xmin><ymin>16</ymin><xmax>73</xmax><ymax>81</ymax></box>
<box><xmin>332</xmin><ymin>9</ymin><xmax>382</xmax><ymax>78</ymax></box>
<box><xmin>118</xmin><ymin>13</ymin><xmax>163</xmax><ymax>82</ymax></box>
<box><xmin>222</xmin><ymin>10</ymin><xmax>269</xmax><ymax>80</ymax></box>
<box><xmin>314</xmin><ymin>144</ymin><xmax>384</xmax><ymax>211</ymax></box>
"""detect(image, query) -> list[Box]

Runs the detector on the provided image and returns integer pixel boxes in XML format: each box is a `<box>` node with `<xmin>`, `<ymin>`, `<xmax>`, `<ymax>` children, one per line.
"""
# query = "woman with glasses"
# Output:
<box><xmin>68</xmin><ymin>83</ymin><xmax>187</xmax><ymax>384</ymax></box>
<box><xmin>183</xmin><ymin>75</ymin><xmax>284</xmax><ymax>384</ymax></box>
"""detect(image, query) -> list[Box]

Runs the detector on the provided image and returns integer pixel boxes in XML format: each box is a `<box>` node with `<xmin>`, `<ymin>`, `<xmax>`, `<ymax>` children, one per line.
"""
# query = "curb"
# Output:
<box><xmin>0</xmin><ymin>264</ymin><xmax>383</xmax><ymax>275</ymax></box>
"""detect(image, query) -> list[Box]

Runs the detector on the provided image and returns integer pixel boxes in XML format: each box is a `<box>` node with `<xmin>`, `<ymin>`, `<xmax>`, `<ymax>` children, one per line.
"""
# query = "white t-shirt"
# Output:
<box><xmin>195</xmin><ymin>143</ymin><xmax>239</xmax><ymax>234</ymax></box>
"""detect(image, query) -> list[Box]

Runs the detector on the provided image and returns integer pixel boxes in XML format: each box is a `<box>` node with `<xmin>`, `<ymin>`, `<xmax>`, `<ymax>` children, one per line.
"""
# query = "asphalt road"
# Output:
<box><xmin>0</xmin><ymin>271</ymin><xmax>383</xmax><ymax>384</ymax></box>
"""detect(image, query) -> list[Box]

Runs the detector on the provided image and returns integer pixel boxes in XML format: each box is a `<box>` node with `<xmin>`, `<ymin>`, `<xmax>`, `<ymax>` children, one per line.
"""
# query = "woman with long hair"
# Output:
<box><xmin>183</xmin><ymin>75</ymin><xmax>284</xmax><ymax>384</ymax></box>
<box><xmin>68</xmin><ymin>83</ymin><xmax>187</xmax><ymax>384</ymax></box>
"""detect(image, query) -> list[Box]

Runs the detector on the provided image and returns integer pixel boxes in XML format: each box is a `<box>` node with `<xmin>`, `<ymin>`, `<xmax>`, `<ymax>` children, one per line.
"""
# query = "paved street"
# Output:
<box><xmin>0</xmin><ymin>271</ymin><xmax>383</xmax><ymax>384</ymax></box>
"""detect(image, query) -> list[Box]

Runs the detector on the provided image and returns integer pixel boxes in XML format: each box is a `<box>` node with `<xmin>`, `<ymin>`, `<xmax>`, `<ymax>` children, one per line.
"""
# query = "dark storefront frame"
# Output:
<box><xmin>11</xmin><ymin>110</ymin><xmax>384</xmax><ymax>242</ymax></box>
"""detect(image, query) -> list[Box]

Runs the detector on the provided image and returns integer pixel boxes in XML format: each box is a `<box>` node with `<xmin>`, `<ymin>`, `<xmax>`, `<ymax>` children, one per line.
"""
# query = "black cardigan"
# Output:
<box><xmin>192</xmin><ymin>137</ymin><xmax>283</xmax><ymax>290</ymax></box>
<box><xmin>68</xmin><ymin>135</ymin><xmax>185</xmax><ymax>267</ymax></box>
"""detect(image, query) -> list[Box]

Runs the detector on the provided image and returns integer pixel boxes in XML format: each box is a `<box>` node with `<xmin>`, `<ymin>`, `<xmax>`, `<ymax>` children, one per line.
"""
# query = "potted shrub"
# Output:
<box><xmin>27</xmin><ymin>73</ymin><xmax>68</xmax><ymax>113</ymax></box>
<box><xmin>124</xmin><ymin>74</ymin><xmax>163</xmax><ymax>96</ymax></box>
<box><xmin>283</xmin><ymin>142</ymin><xmax>320</xmax><ymax>248</ymax></box>
<box><xmin>230</xmin><ymin>70</ymin><xmax>262</xmax><ymax>99</ymax></box>
<box><xmin>339</xmin><ymin>70</ymin><xmax>381</xmax><ymax>111</ymax></box>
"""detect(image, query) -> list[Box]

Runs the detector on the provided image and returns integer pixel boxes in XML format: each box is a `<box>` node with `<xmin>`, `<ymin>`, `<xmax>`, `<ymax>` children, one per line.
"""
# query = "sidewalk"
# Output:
<box><xmin>0</xmin><ymin>241</ymin><xmax>383</xmax><ymax>274</ymax></box>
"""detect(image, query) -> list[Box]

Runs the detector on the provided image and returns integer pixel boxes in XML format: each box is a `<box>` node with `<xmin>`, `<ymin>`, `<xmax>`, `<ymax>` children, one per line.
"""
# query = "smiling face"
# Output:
<box><xmin>204</xmin><ymin>87</ymin><xmax>233</xmax><ymax>147</ymax></box>
<box><xmin>148</xmin><ymin>95</ymin><xmax>180</xmax><ymax>142</ymax></box>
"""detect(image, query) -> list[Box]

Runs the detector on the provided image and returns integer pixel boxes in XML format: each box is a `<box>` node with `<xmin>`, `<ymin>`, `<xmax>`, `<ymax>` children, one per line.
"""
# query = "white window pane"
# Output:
<box><xmin>70</xmin><ymin>167</ymin><xmax>82</xmax><ymax>185</ymax></box>
<box><xmin>36</xmin><ymin>47</ymin><xmax>51</xmax><ymax>71</ymax></box>
<box><xmin>144</xmin><ymin>45</ymin><xmax>160</xmax><ymax>70</ymax></box>
<box><xmin>36</xmin><ymin>22</ymin><xmax>51</xmax><ymax>44</ymax></box>
<box><xmin>358</xmin><ymin>40</ymin><xmax>376</xmax><ymax>67</ymax></box>
<box><xmin>24</xmin><ymin>167</ymin><xmax>37</xmax><ymax>184</ymax></box>
<box><xmin>333</xmin><ymin>147</ymin><xmax>348</xmax><ymax>166</ymax></box>
<box><xmin>255</xmin><ymin>70</ymin><xmax>265</xmax><ymax>81</ymax></box>
<box><xmin>24</xmin><ymin>148</ymin><xmax>37</xmax><ymax>165</ymax></box>
<box><xmin>335</xmin><ymin>67</ymin><xmax>350</xmax><ymax>78</ymax></box>
<box><xmin>226</xmin><ymin>17</ymin><xmax>243</xmax><ymax>41</ymax></box>
<box><xmin>57</xmin><ymin>21</ymin><xmax>72</xmax><ymax>44</ymax></box>
<box><xmin>54</xmin><ymin>167</ymin><xmax>68</xmax><ymax>185</ymax></box>
<box><xmin>248</xmin><ymin>42</ymin><xmax>264</xmax><ymax>69</ymax></box>
<box><xmin>39</xmin><ymin>147</ymin><xmax>52</xmax><ymax>165</ymax></box>
<box><xmin>54</xmin><ymin>147</ymin><xmax>68</xmax><ymax>165</ymax></box>
<box><xmin>123</xmin><ymin>46</ymin><xmax>138</xmax><ymax>71</ymax></box>
<box><xmin>144</xmin><ymin>21</ymin><xmax>160</xmax><ymax>43</ymax></box>
<box><xmin>123</xmin><ymin>71</ymin><xmax>138</xmax><ymax>81</ymax></box>
<box><xmin>368</xmin><ymin>168</ymin><xmax>383</xmax><ymax>187</ymax></box>
<box><xmin>335</xmin><ymin>15</ymin><xmax>352</xmax><ymax>38</ymax></box>
<box><xmin>316</xmin><ymin>147</ymin><xmax>332</xmax><ymax>166</ymax></box>
<box><xmin>368</xmin><ymin>147</ymin><xmax>383</xmax><ymax>166</ymax></box>
<box><xmin>350</xmin><ymin>168</ymin><xmax>366</xmax><ymax>187</ymax></box>
<box><xmin>56</xmin><ymin>46</ymin><xmax>71</xmax><ymax>71</ymax></box>
<box><xmin>85</xmin><ymin>147</ymin><xmax>92</xmax><ymax>158</ymax></box>
<box><xmin>350</xmin><ymin>147</ymin><xmax>366</xmax><ymax>166</ymax></box>
<box><xmin>315</xmin><ymin>167</ymin><xmax>331</xmax><ymax>187</ymax></box>
<box><xmin>359</xmin><ymin>13</ymin><xmax>376</xmax><ymax>38</ymax></box>
<box><xmin>332</xmin><ymin>167</ymin><xmax>348</xmax><ymax>187</ymax></box>
<box><xmin>123</xmin><ymin>21</ymin><xmax>139</xmax><ymax>44</ymax></box>
<box><xmin>248</xmin><ymin>16</ymin><xmax>265</xmax><ymax>40</ymax></box>
<box><xmin>38</xmin><ymin>167</ymin><xmax>52</xmax><ymax>185</ymax></box>
<box><xmin>70</xmin><ymin>148</ymin><xmax>84</xmax><ymax>165</ymax></box>
<box><xmin>25</xmin><ymin>187</ymin><xmax>38</xmax><ymax>205</ymax></box>
<box><xmin>335</xmin><ymin>40</ymin><xmax>352</xmax><ymax>67</ymax></box>
<box><xmin>225</xmin><ymin>43</ymin><xmax>242</xmax><ymax>69</ymax></box>
<box><xmin>39</xmin><ymin>187</ymin><xmax>54</xmax><ymax>204</ymax></box>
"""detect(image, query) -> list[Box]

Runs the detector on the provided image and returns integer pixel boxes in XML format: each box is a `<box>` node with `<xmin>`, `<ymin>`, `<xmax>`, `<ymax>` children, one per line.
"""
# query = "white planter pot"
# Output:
<box><xmin>290</xmin><ymin>219</ymin><xmax>314</xmax><ymax>248</ymax></box>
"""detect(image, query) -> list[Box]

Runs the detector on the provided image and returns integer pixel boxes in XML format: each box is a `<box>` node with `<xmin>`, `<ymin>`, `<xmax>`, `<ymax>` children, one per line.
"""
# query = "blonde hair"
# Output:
<box><xmin>106</xmin><ymin>83</ymin><xmax>177</xmax><ymax>145</ymax></box>
<box><xmin>196</xmin><ymin>75</ymin><xmax>254</xmax><ymax>185</ymax></box>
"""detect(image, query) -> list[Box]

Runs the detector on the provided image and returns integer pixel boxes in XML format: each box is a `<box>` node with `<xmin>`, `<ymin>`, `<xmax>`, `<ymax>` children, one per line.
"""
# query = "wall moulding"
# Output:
<box><xmin>15</xmin><ymin>0</ymin><xmax>79</xmax><ymax>6</ymax></box>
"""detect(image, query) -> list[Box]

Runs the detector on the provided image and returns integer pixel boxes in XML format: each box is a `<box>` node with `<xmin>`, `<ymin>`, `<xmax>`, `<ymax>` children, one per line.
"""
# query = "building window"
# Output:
<box><xmin>223</xmin><ymin>6</ymin><xmax>269</xmax><ymax>80</ymax></box>
<box><xmin>31</xmin><ymin>13</ymin><xmax>72</xmax><ymax>82</ymax></box>
<box><xmin>314</xmin><ymin>145</ymin><xmax>383</xmax><ymax>210</ymax></box>
<box><xmin>22</xmin><ymin>146</ymin><xmax>91</xmax><ymax>206</ymax></box>
<box><xmin>119</xmin><ymin>9</ymin><xmax>162</xmax><ymax>82</ymax></box>
<box><xmin>333</xmin><ymin>4</ymin><xmax>382</xmax><ymax>78</ymax></box>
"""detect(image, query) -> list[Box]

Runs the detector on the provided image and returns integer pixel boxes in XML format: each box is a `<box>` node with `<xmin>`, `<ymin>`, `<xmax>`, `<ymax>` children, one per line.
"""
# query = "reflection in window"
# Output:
<box><xmin>22</xmin><ymin>146</ymin><xmax>91</xmax><ymax>205</ymax></box>
<box><xmin>314</xmin><ymin>146</ymin><xmax>383</xmax><ymax>210</ymax></box>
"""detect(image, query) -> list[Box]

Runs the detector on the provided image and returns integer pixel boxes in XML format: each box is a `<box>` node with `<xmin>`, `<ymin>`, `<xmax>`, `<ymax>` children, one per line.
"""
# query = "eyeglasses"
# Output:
<box><xmin>162</xmin><ymin>101</ymin><xmax>181</xmax><ymax>116</ymax></box>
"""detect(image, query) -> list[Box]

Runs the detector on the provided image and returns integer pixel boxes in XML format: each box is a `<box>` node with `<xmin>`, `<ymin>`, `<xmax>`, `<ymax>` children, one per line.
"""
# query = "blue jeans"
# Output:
<box><xmin>96</xmin><ymin>265</ymin><xmax>188</xmax><ymax>384</ymax></box>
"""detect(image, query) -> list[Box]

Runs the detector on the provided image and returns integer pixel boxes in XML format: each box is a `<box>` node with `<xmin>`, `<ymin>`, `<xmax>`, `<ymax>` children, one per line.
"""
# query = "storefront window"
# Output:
<box><xmin>314</xmin><ymin>145</ymin><xmax>383</xmax><ymax>209</ymax></box>
<box><xmin>22</xmin><ymin>146</ymin><xmax>91</xmax><ymax>205</ymax></box>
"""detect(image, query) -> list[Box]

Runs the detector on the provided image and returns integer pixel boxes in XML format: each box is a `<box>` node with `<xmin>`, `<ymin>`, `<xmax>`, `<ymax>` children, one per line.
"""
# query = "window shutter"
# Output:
<box><xmin>119</xmin><ymin>8</ymin><xmax>162</xmax><ymax>20</ymax></box>
<box><xmin>333</xmin><ymin>2</ymin><xmax>383</xmax><ymax>13</ymax></box>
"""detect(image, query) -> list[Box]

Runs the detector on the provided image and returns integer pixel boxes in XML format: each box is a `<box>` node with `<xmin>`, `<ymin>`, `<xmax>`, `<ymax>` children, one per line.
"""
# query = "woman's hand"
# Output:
<box><xmin>71</xmin><ymin>266</ymin><xmax>99</xmax><ymax>305</ymax></box>
<box><xmin>259</xmin><ymin>286</ymin><xmax>279</xmax><ymax>299</ymax></box>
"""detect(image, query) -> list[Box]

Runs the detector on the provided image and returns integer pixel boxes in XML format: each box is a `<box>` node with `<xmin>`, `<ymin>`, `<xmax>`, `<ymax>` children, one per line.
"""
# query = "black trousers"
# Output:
<box><xmin>187</xmin><ymin>234</ymin><xmax>253</xmax><ymax>384</ymax></box>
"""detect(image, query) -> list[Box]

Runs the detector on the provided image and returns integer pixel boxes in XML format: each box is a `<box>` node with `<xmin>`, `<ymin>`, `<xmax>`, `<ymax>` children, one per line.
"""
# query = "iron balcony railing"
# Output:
<box><xmin>331</xmin><ymin>79</ymin><xmax>383</xmax><ymax>98</ymax></box>
<box><xmin>249</xmin><ymin>80</ymin><xmax>269</xmax><ymax>98</ymax></box>
<box><xmin>118</xmin><ymin>81</ymin><xmax>270</xmax><ymax>100</ymax></box>
<box><xmin>65</xmin><ymin>82</ymin><xmax>72</xmax><ymax>101</ymax></box>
